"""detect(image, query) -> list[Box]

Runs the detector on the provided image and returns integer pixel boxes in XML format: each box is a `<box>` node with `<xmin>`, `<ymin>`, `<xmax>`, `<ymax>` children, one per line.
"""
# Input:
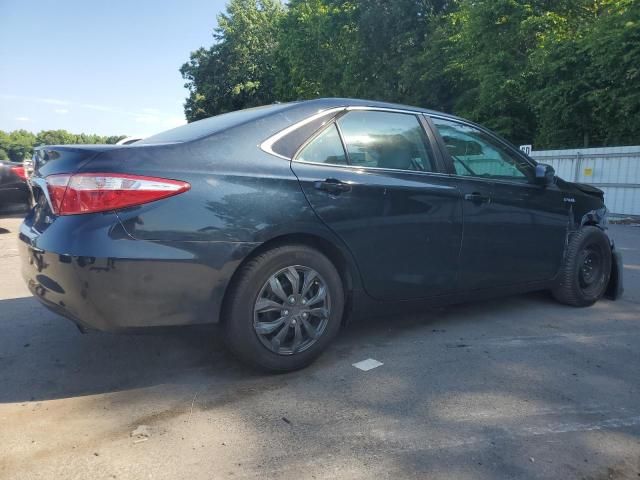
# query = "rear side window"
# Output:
<box><xmin>337</xmin><ymin>111</ymin><xmax>435</xmax><ymax>172</ymax></box>
<box><xmin>270</xmin><ymin>110</ymin><xmax>341</xmax><ymax>158</ymax></box>
<box><xmin>296</xmin><ymin>124</ymin><xmax>347</xmax><ymax>165</ymax></box>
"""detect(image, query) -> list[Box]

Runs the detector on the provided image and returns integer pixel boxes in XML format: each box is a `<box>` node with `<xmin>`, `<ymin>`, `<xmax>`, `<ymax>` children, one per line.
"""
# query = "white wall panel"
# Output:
<box><xmin>531</xmin><ymin>146</ymin><xmax>640</xmax><ymax>215</ymax></box>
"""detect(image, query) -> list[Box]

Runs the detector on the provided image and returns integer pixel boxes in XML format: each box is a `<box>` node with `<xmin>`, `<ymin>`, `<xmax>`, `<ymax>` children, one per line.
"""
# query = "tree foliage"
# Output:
<box><xmin>180</xmin><ymin>0</ymin><xmax>285</xmax><ymax>120</ymax></box>
<box><xmin>0</xmin><ymin>129</ymin><xmax>126</xmax><ymax>163</ymax></box>
<box><xmin>181</xmin><ymin>0</ymin><xmax>640</xmax><ymax>148</ymax></box>
<box><xmin>529</xmin><ymin>0</ymin><xmax>640</xmax><ymax>147</ymax></box>
<box><xmin>274</xmin><ymin>0</ymin><xmax>359</xmax><ymax>99</ymax></box>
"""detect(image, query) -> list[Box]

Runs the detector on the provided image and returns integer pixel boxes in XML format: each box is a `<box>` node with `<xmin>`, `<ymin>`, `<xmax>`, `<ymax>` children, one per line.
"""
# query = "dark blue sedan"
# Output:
<box><xmin>19</xmin><ymin>98</ymin><xmax>623</xmax><ymax>371</ymax></box>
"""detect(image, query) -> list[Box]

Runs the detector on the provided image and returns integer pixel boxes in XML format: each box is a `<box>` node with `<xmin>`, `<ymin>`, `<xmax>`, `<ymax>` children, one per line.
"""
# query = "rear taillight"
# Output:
<box><xmin>45</xmin><ymin>173</ymin><xmax>190</xmax><ymax>215</ymax></box>
<box><xmin>10</xmin><ymin>165</ymin><xmax>27</xmax><ymax>180</ymax></box>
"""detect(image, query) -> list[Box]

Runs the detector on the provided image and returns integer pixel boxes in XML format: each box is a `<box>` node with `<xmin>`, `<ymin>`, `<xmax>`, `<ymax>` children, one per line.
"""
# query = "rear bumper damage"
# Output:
<box><xmin>19</xmin><ymin>212</ymin><xmax>257</xmax><ymax>332</ymax></box>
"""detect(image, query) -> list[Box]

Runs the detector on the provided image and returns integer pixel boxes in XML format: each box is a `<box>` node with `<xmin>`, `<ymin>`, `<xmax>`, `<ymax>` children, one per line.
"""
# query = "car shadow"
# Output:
<box><xmin>0</xmin><ymin>296</ymin><xmax>263</xmax><ymax>403</ymax></box>
<box><xmin>3</xmin><ymin>294</ymin><xmax>637</xmax><ymax>480</ymax></box>
<box><xmin>0</xmin><ymin>291</ymin><xmax>556</xmax><ymax>404</ymax></box>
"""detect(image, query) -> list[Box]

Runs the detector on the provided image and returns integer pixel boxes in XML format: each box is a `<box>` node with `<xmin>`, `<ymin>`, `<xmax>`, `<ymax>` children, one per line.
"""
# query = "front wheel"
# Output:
<box><xmin>223</xmin><ymin>245</ymin><xmax>344</xmax><ymax>372</ymax></box>
<box><xmin>552</xmin><ymin>226</ymin><xmax>612</xmax><ymax>307</ymax></box>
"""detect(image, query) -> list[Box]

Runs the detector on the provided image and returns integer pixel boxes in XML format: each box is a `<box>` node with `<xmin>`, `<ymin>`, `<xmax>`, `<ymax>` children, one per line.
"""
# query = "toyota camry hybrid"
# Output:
<box><xmin>19</xmin><ymin>98</ymin><xmax>623</xmax><ymax>371</ymax></box>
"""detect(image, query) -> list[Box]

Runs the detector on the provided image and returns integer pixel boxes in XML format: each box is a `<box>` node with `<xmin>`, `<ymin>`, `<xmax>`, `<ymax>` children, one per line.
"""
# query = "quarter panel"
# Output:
<box><xmin>80</xmin><ymin>121</ymin><xmax>333</xmax><ymax>244</ymax></box>
<box><xmin>19</xmin><ymin>212</ymin><xmax>258</xmax><ymax>329</ymax></box>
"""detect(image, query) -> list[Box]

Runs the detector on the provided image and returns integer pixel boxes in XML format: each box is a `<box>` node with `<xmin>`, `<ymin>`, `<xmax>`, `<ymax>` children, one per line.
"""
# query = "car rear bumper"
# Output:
<box><xmin>19</xmin><ymin>213</ymin><xmax>258</xmax><ymax>332</ymax></box>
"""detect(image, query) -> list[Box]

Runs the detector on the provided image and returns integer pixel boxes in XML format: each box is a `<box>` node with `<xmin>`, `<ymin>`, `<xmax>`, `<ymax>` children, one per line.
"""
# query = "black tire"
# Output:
<box><xmin>552</xmin><ymin>226</ymin><xmax>612</xmax><ymax>307</ymax></box>
<box><xmin>223</xmin><ymin>244</ymin><xmax>344</xmax><ymax>372</ymax></box>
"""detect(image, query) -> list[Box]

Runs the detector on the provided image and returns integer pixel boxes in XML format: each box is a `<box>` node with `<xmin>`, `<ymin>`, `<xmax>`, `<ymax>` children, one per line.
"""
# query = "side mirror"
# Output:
<box><xmin>535</xmin><ymin>163</ymin><xmax>555</xmax><ymax>186</ymax></box>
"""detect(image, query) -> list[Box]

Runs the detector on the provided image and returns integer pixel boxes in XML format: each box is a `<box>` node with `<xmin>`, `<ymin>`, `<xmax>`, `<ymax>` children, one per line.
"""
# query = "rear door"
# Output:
<box><xmin>291</xmin><ymin>108</ymin><xmax>463</xmax><ymax>301</ymax></box>
<box><xmin>428</xmin><ymin>115</ymin><xmax>568</xmax><ymax>291</ymax></box>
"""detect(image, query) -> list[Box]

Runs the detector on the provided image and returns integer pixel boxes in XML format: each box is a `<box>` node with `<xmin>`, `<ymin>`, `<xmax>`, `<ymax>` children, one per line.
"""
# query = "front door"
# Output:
<box><xmin>429</xmin><ymin>116</ymin><xmax>569</xmax><ymax>291</ymax></box>
<box><xmin>291</xmin><ymin>109</ymin><xmax>463</xmax><ymax>301</ymax></box>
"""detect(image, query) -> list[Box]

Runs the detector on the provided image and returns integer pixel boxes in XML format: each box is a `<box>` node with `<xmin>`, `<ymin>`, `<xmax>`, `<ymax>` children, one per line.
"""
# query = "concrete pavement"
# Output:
<box><xmin>1</xmin><ymin>216</ymin><xmax>639</xmax><ymax>479</ymax></box>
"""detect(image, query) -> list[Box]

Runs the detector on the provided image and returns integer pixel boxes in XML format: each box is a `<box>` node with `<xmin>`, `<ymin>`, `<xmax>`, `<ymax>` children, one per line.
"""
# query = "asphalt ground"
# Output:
<box><xmin>1</xmin><ymin>215</ymin><xmax>639</xmax><ymax>479</ymax></box>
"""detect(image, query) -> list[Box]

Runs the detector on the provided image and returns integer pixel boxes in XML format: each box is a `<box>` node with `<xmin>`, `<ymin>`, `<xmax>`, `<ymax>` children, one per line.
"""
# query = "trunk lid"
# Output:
<box><xmin>31</xmin><ymin>145</ymin><xmax>119</xmax><ymax>178</ymax></box>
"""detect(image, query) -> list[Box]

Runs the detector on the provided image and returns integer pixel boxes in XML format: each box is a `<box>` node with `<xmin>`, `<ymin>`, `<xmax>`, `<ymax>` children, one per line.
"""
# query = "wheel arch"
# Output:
<box><xmin>219</xmin><ymin>232</ymin><xmax>361</xmax><ymax>325</ymax></box>
<box><xmin>578</xmin><ymin>207</ymin><xmax>608</xmax><ymax>230</ymax></box>
<box><xmin>562</xmin><ymin>207</ymin><xmax>610</xmax><ymax>264</ymax></box>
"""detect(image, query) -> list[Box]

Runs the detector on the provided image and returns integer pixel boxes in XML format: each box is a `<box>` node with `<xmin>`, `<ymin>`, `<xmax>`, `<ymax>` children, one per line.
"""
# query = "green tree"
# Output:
<box><xmin>438</xmin><ymin>1</ymin><xmax>543</xmax><ymax>145</ymax></box>
<box><xmin>34</xmin><ymin>130</ymin><xmax>126</xmax><ymax>146</ymax></box>
<box><xmin>274</xmin><ymin>0</ymin><xmax>359</xmax><ymax>100</ymax></box>
<box><xmin>400</xmin><ymin>3</ymin><xmax>461</xmax><ymax>113</ymax></box>
<box><xmin>530</xmin><ymin>0</ymin><xmax>640</xmax><ymax>147</ymax></box>
<box><xmin>5</xmin><ymin>130</ymin><xmax>36</xmax><ymax>162</ymax></box>
<box><xmin>104</xmin><ymin>135</ymin><xmax>127</xmax><ymax>144</ymax></box>
<box><xmin>0</xmin><ymin>130</ymin><xmax>9</xmax><ymax>162</ymax></box>
<box><xmin>0</xmin><ymin>129</ymin><xmax>128</xmax><ymax>162</ymax></box>
<box><xmin>351</xmin><ymin>0</ymin><xmax>449</xmax><ymax>101</ymax></box>
<box><xmin>0</xmin><ymin>131</ymin><xmax>10</xmax><ymax>161</ymax></box>
<box><xmin>35</xmin><ymin>130</ymin><xmax>76</xmax><ymax>146</ymax></box>
<box><xmin>180</xmin><ymin>0</ymin><xmax>639</xmax><ymax>148</ymax></box>
<box><xmin>181</xmin><ymin>0</ymin><xmax>286</xmax><ymax>120</ymax></box>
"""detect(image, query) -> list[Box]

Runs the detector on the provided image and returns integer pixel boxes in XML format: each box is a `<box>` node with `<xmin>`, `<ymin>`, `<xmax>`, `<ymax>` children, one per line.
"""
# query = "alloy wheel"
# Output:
<box><xmin>253</xmin><ymin>265</ymin><xmax>331</xmax><ymax>355</ymax></box>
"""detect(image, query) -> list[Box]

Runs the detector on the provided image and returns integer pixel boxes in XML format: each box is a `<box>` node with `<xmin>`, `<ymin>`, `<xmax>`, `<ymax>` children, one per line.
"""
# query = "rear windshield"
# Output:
<box><xmin>139</xmin><ymin>102</ymin><xmax>298</xmax><ymax>144</ymax></box>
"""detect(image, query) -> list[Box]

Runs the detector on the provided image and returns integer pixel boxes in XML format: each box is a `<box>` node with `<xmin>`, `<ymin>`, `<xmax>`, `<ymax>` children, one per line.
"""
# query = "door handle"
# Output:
<box><xmin>464</xmin><ymin>192</ymin><xmax>491</xmax><ymax>204</ymax></box>
<box><xmin>313</xmin><ymin>178</ymin><xmax>351</xmax><ymax>194</ymax></box>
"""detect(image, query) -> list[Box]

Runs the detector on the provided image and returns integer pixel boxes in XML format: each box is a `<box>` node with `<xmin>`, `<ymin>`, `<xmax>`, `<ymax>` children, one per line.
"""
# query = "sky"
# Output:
<box><xmin>0</xmin><ymin>0</ymin><xmax>228</xmax><ymax>137</ymax></box>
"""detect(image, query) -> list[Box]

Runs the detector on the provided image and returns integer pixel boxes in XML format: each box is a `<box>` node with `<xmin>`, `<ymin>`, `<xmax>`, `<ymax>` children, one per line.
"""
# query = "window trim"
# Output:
<box><xmin>427</xmin><ymin>113</ymin><xmax>538</xmax><ymax>185</ymax></box>
<box><xmin>292</xmin><ymin>108</ymin><xmax>447</xmax><ymax>176</ymax></box>
<box><xmin>344</xmin><ymin>105</ymin><xmax>423</xmax><ymax>115</ymax></box>
<box><xmin>333</xmin><ymin>118</ymin><xmax>351</xmax><ymax>163</ymax></box>
<box><xmin>294</xmin><ymin>120</ymin><xmax>349</xmax><ymax>167</ymax></box>
<box><xmin>260</xmin><ymin>107</ymin><xmax>346</xmax><ymax>160</ymax></box>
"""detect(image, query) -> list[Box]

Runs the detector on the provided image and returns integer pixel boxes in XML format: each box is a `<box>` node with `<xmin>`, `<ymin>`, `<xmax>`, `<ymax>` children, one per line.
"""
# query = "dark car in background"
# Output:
<box><xmin>18</xmin><ymin>98</ymin><xmax>623</xmax><ymax>371</ymax></box>
<box><xmin>0</xmin><ymin>160</ymin><xmax>30</xmax><ymax>214</ymax></box>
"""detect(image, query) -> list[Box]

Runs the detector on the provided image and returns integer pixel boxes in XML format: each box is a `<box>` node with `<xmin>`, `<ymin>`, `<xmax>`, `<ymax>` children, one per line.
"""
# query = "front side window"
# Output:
<box><xmin>431</xmin><ymin>117</ymin><xmax>533</xmax><ymax>181</ymax></box>
<box><xmin>337</xmin><ymin>111</ymin><xmax>435</xmax><ymax>172</ymax></box>
<box><xmin>296</xmin><ymin>124</ymin><xmax>347</xmax><ymax>165</ymax></box>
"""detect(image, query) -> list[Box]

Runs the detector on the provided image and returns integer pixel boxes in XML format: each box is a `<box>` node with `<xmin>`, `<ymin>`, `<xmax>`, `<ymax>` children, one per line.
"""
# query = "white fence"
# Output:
<box><xmin>530</xmin><ymin>145</ymin><xmax>640</xmax><ymax>216</ymax></box>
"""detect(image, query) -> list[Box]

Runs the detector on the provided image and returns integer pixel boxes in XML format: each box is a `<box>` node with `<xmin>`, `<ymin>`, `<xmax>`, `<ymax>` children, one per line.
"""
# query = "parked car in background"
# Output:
<box><xmin>18</xmin><ymin>98</ymin><xmax>623</xmax><ymax>372</ymax></box>
<box><xmin>0</xmin><ymin>160</ymin><xmax>30</xmax><ymax>214</ymax></box>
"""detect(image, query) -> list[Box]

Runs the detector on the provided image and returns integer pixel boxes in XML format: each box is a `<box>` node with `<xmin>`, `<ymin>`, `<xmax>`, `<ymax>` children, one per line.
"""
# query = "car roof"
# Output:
<box><xmin>298</xmin><ymin>97</ymin><xmax>463</xmax><ymax>119</ymax></box>
<box><xmin>288</xmin><ymin>98</ymin><xmax>474</xmax><ymax>131</ymax></box>
<box><xmin>302</xmin><ymin>97</ymin><xmax>426</xmax><ymax>112</ymax></box>
<box><xmin>140</xmin><ymin>98</ymin><xmax>467</xmax><ymax>146</ymax></box>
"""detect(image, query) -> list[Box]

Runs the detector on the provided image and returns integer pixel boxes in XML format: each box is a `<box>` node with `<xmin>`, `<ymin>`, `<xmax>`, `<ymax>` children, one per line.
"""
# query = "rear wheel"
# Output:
<box><xmin>223</xmin><ymin>245</ymin><xmax>344</xmax><ymax>372</ymax></box>
<box><xmin>552</xmin><ymin>226</ymin><xmax>612</xmax><ymax>307</ymax></box>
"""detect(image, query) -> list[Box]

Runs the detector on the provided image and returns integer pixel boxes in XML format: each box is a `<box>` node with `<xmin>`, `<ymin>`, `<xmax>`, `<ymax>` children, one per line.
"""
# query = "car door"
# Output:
<box><xmin>290</xmin><ymin>108</ymin><xmax>463</xmax><ymax>301</ymax></box>
<box><xmin>428</xmin><ymin>115</ymin><xmax>569</xmax><ymax>291</ymax></box>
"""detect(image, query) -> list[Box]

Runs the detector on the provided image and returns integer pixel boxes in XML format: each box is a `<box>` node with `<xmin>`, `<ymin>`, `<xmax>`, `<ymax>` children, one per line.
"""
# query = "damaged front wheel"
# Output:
<box><xmin>552</xmin><ymin>226</ymin><xmax>612</xmax><ymax>307</ymax></box>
